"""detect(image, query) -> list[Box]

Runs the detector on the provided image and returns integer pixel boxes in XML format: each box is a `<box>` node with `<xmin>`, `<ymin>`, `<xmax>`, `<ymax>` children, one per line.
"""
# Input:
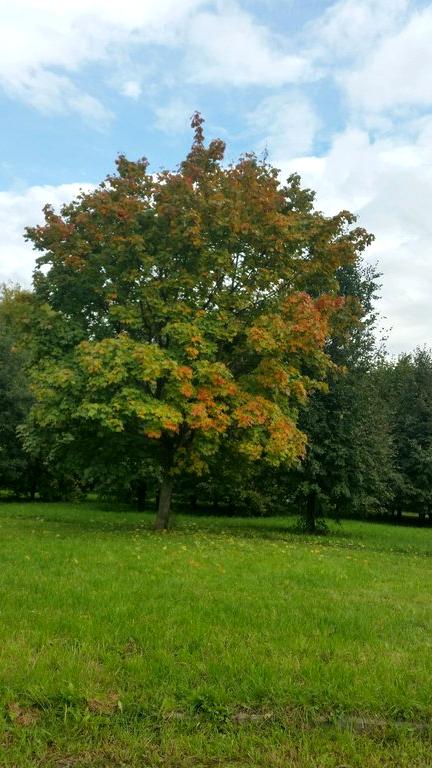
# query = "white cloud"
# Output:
<box><xmin>248</xmin><ymin>93</ymin><xmax>320</xmax><ymax>160</ymax></box>
<box><xmin>120</xmin><ymin>81</ymin><xmax>142</xmax><ymax>100</ymax></box>
<box><xmin>310</xmin><ymin>0</ymin><xmax>409</xmax><ymax>61</ymax></box>
<box><xmin>0</xmin><ymin>0</ymin><xmax>313</xmax><ymax>123</ymax></box>
<box><xmin>154</xmin><ymin>98</ymin><xmax>194</xmax><ymax>134</ymax></box>
<box><xmin>186</xmin><ymin>5</ymin><xmax>310</xmax><ymax>86</ymax></box>
<box><xmin>280</xmin><ymin>122</ymin><xmax>432</xmax><ymax>354</ymax></box>
<box><xmin>0</xmin><ymin>183</ymin><xmax>92</xmax><ymax>285</ymax></box>
<box><xmin>1</xmin><ymin>68</ymin><xmax>113</xmax><ymax>126</ymax></box>
<box><xmin>311</xmin><ymin>0</ymin><xmax>432</xmax><ymax>121</ymax></box>
<box><xmin>0</xmin><ymin>0</ymin><xmax>207</xmax><ymax>121</ymax></box>
<box><xmin>343</xmin><ymin>6</ymin><xmax>432</xmax><ymax>114</ymax></box>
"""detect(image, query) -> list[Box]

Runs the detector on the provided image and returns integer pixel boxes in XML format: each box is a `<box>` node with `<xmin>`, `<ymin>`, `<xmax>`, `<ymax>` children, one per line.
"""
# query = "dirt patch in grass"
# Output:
<box><xmin>86</xmin><ymin>692</ymin><xmax>122</xmax><ymax>715</ymax></box>
<box><xmin>7</xmin><ymin>702</ymin><xmax>41</xmax><ymax>727</ymax></box>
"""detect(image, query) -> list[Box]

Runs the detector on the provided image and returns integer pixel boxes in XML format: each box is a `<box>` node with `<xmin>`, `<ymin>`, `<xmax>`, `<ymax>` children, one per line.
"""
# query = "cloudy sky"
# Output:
<box><xmin>1</xmin><ymin>0</ymin><xmax>431</xmax><ymax>354</ymax></box>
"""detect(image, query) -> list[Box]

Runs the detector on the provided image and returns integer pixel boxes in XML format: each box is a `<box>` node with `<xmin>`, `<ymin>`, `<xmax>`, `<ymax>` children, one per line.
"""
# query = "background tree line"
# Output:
<box><xmin>1</xmin><ymin>116</ymin><xmax>431</xmax><ymax>530</ymax></box>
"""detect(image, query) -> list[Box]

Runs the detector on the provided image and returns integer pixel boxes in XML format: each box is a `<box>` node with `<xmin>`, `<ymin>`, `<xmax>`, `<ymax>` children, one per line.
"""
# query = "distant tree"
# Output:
<box><xmin>289</xmin><ymin>262</ymin><xmax>395</xmax><ymax>531</ymax></box>
<box><xmin>0</xmin><ymin>286</ymin><xmax>34</xmax><ymax>495</ymax></box>
<box><xmin>24</xmin><ymin>114</ymin><xmax>372</xmax><ymax>528</ymax></box>
<box><xmin>180</xmin><ymin>447</ymin><xmax>283</xmax><ymax>517</ymax></box>
<box><xmin>384</xmin><ymin>349</ymin><xmax>432</xmax><ymax>522</ymax></box>
<box><xmin>0</xmin><ymin>287</ymin><xmax>85</xmax><ymax>502</ymax></box>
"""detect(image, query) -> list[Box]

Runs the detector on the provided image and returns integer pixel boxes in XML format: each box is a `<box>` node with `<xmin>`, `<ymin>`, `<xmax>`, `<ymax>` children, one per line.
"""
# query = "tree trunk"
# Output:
<box><xmin>305</xmin><ymin>492</ymin><xmax>317</xmax><ymax>533</ymax></box>
<box><xmin>154</xmin><ymin>476</ymin><xmax>174</xmax><ymax>530</ymax></box>
<box><xmin>136</xmin><ymin>480</ymin><xmax>147</xmax><ymax>510</ymax></box>
<box><xmin>29</xmin><ymin>477</ymin><xmax>37</xmax><ymax>502</ymax></box>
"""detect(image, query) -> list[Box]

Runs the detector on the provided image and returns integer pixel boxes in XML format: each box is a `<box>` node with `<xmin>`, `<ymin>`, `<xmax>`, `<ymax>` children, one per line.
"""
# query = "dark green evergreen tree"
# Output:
<box><xmin>384</xmin><ymin>349</ymin><xmax>432</xmax><ymax>522</ymax></box>
<box><xmin>289</xmin><ymin>261</ymin><xmax>395</xmax><ymax>531</ymax></box>
<box><xmin>0</xmin><ymin>286</ymin><xmax>34</xmax><ymax>495</ymax></box>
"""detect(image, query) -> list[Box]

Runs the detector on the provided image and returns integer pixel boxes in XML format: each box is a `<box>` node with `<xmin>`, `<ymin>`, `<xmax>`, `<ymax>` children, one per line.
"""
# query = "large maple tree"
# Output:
<box><xmin>25</xmin><ymin>114</ymin><xmax>372</xmax><ymax>528</ymax></box>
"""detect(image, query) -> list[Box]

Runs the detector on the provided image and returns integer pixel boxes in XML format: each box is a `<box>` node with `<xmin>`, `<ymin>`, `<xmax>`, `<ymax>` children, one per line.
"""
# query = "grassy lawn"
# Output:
<box><xmin>1</xmin><ymin>502</ymin><xmax>432</xmax><ymax>767</ymax></box>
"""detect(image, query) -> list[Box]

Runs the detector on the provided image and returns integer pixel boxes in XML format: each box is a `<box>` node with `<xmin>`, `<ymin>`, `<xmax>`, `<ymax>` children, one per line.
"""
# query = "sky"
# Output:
<box><xmin>0</xmin><ymin>0</ymin><xmax>431</xmax><ymax>355</ymax></box>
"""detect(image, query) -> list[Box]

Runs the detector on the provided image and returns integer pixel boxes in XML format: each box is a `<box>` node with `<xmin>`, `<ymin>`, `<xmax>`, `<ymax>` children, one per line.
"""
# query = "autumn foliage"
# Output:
<box><xmin>25</xmin><ymin>114</ymin><xmax>372</xmax><ymax>528</ymax></box>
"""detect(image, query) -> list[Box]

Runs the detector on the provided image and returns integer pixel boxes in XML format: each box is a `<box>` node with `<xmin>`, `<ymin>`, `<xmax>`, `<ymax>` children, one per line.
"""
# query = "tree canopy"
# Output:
<box><xmin>25</xmin><ymin>114</ymin><xmax>373</xmax><ymax>527</ymax></box>
<box><xmin>0</xmin><ymin>286</ymin><xmax>33</xmax><ymax>494</ymax></box>
<box><xmin>383</xmin><ymin>349</ymin><xmax>432</xmax><ymax>521</ymax></box>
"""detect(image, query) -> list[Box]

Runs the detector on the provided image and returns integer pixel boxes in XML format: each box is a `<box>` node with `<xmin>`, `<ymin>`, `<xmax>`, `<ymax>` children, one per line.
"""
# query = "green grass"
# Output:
<box><xmin>1</xmin><ymin>502</ymin><xmax>432</xmax><ymax>767</ymax></box>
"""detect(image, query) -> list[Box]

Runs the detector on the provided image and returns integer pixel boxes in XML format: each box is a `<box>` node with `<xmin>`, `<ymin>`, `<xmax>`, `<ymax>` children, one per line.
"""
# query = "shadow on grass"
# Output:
<box><xmin>1</xmin><ymin>501</ymin><xmax>432</xmax><ymax>558</ymax></box>
<box><xmin>0</xmin><ymin>501</ymin><xmax>310</xmax><ymax>541</ymax></box>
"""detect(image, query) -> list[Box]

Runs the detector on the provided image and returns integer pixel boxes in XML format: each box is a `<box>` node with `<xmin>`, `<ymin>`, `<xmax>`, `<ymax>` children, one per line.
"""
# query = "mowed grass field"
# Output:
<box><xmin>1</xmin><ymin>503</ymin><xmax>432</xmax><ymax>767</ymax></box>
